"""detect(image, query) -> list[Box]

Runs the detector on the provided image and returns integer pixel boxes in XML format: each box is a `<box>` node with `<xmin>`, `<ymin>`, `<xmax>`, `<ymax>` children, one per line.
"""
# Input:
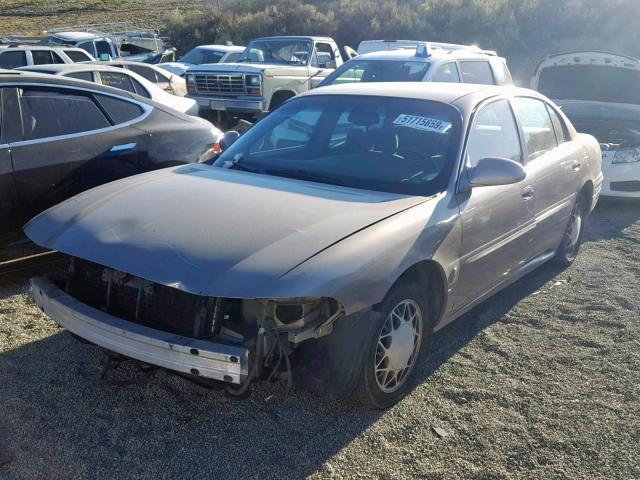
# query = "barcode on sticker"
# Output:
<box><xmin>393</xmin><ymin>114</ymin><xmax>451</xmax><ymax>133</ymax></box>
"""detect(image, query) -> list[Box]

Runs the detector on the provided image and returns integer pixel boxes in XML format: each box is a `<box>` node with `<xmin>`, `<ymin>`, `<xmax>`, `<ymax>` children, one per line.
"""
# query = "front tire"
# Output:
<box><xmin>355</xmin><ymin>282</ymin><xmax>431</xmax><ymax>409</ymax></box>
<box><xmin>554</xmin><ymin>194</ymin><xmax>588</xmax><ymax>267</ymax></box>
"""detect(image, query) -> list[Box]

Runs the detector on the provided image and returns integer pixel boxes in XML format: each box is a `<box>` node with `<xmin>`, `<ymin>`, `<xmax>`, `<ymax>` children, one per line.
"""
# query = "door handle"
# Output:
<box><xmin>110</xmin><ymin>143</ymin><xmax>136</xmax><ymax>153</ymax></box>
<box><xmin>521</xmin><ymin>186</ymin><xmax>535</xmax><ymax>200</ymax></box>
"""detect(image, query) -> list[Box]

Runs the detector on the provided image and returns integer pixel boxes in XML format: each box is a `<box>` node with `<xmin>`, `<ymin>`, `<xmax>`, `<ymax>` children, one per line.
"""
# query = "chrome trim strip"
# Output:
<box><xmin>30</xmin><ymin>277</ymin><xmax>249</xmax><ymax>384</ymax></box>
<box><xmin>110</xmin><ymin>142</ymin><xmax>137</xmax><ymax>152</ymax></box>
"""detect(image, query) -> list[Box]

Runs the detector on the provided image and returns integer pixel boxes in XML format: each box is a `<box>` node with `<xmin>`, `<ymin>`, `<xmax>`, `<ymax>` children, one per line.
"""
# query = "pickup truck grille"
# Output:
<box><xmin>194</xmin><ymin>73</ymin><xmax>246</xmax><ymax>95</ymax></box>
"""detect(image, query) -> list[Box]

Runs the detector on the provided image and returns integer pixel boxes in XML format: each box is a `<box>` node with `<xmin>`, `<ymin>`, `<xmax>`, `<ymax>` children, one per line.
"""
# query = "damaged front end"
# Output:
<box><xmin>32</xmin><ymin>257</ymin><xmax>344</xmax><ymax>393</ymax></box>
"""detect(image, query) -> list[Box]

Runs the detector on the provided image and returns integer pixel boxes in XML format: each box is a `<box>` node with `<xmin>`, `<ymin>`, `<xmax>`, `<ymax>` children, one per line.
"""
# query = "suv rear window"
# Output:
<box><xmin>460</xmin><ymin>61</ymin><xmax>495</xmax><ymax>85</ymax></box>
<box><xmin>65</xmin><ymin>50</ymin><xmax>93</xmax><ymax>62</ymax></box>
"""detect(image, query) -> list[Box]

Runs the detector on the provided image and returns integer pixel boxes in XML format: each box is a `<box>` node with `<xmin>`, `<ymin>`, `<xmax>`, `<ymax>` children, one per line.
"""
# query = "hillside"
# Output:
<box><xmin>0</xmin><ymin>0</ymin><xmax>206</xmax><ymax>36</ymax></box>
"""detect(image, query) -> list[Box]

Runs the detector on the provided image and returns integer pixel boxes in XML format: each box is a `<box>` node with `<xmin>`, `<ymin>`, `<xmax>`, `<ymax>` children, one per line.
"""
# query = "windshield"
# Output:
<box><xmin>237</xmin><ymin>39</ymin><xmax>311</xmax><ymax>65</ymax></box>
<box><xmin>538</xmin><ymin>65</ymin><xmax>640</xmax><ymax>105</ymax></box>
<box><xmin>180</xmin><ymin>48</ymin><xmax>224</xmax><ymax>65</ymax></box>
<box><xmin>320</xmin><ymin>60</ymin><xmax>430</xmax><ymax>86</ymax></box>
<box><xmin>214</xmin><ymin>95</ymin><xmax>461</xmax><ymax>196</ymax></box>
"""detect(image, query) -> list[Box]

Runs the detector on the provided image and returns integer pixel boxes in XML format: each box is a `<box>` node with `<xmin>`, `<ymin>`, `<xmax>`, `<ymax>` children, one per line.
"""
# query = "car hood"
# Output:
<box><xmin>158</xmin><ymin>62</ymin><xmax>191</xmax><ymax>75</ymax></box>
<box><xmin>25</xmin><ymin>165</ymin><xmax>428</xmax><ymax>297</ymax></box>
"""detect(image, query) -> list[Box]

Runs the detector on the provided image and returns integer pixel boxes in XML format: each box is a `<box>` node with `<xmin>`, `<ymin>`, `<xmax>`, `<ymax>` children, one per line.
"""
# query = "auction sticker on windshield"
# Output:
<box><xmin>393</xmin><ymin>114</ymin><xmax>451</xmax><ymax>133</ymax></box>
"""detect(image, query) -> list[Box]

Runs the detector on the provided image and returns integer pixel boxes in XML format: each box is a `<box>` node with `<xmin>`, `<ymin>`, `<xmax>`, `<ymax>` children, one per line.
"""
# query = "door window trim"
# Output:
<box><xmin>510</xmin><ymin>95</ymin><xmax>560</xmax><ymax>164</ymax></box>
<box><xmin>7</xmin><ymin>82</ymin><xmax>151</xmax><ymax>147</ymax></box>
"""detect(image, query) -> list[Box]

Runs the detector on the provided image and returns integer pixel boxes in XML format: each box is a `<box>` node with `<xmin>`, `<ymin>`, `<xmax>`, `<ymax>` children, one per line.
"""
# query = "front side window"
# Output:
<box><xmin>466</xmin><ymin>99</ymin><xmax>522</xmax><ymax>167</ymax></box>
<box><xmin>0</xmin><ymin>51</ymin><xmax>27</xmax><ymax>69</ymax></box>
<box><xmin>99</xmin><ymin>72</ymin><xmax>136</xmax><ymax>93</ymax></box>
<box><xmin>322</xmin><ymin>60</ymin><xmax>430</xmax><ymax>86</ymax></box>
<box><xmin>215</xmin><ymin>95</ymin><xmax>461</xmax><ymax>196</ymax></box>
<box><xmin>180</xmin><ymin>48</ymin><xmax>224</xmax><ymax>65</ymax></box>
<box><xmin>238</xmin><ymin>39</ymin><xmax>311</xmax><ymax>66</ymax></box>
<box><xmin>312</xmin><ymin>43</ymin><xmax>336</xmax><ymax>68</ymax></box>
<box><xmin>31</xmin><ymin>50</ymin><xmax>55</xmax><ymax>65</ymax></box>
<box><xmin>460</xmin><ymin>61</ymin><xmax>495</xmax><ymax>85</ymax></box>
<box><xmin>512</xmin><ymin>97</ymin><xmax>557</xmax><ymax>160</ymax></box>
<box><xmin>546</xmin><ymin>105</ymin><xmax>568</xmax><ymax>144</ymax></box>
<box><xmin>431</xmin><ymin>62</ymin><xmax>461</xmax><ymax>83</ymax></box>
<box><xmin>19</xmin><ymin>89</ymin><xmax>109</xmax><ymax>141</ymax></box>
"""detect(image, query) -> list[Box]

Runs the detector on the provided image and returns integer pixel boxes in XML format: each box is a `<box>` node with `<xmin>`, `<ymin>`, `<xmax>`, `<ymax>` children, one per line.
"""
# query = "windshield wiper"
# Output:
<box><xmin>222</xmin><ymin>154</ymin><xmax>260</xmax><ymax>173</ymax></box>
<box><xmin>265</xmin><ymin>168</ymin><xmax>350</xmax><ymax>187</ymax></box>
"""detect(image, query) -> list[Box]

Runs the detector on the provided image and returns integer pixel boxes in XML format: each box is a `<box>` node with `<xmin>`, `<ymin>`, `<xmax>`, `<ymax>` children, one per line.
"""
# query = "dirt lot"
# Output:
<box><xmin>0</xmin><ymin>199</ymin><xmax>638</xmax><ymax>480</ymax></box>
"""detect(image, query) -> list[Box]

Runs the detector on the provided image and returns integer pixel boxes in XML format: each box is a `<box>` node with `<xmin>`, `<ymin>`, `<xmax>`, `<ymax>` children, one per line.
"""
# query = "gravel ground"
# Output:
<box><xmin>0</xmin><ymin>199</ymin><xmax>638</xmax><ymax>480</ymax></box>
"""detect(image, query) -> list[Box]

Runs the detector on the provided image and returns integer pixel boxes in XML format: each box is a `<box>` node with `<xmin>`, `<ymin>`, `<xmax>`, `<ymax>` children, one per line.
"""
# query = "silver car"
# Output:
<box><xmin>26</xmin><ymin>83</ymin><xmax>602</xmax><ymax>408</ymax></box>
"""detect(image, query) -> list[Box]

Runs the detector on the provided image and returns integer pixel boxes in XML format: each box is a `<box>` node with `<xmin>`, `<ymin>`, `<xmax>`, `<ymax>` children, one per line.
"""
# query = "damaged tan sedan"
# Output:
<box><xmin>27</xmin><ymin>83</ymin><xmax>602</xmax><ymax>408</ymax></box>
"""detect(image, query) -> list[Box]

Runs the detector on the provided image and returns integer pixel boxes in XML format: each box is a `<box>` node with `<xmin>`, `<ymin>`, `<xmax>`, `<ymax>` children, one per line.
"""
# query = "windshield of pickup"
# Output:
<box><xmin>538</xmin><ymin>65</ymin><xmax>640</xmax><ymax>104</ymax></box>
<box><xmin>320</xmin><ymin>59</ymin><xmax>430</xmax><ymax>86</ymax></box>
<box><xmin>180</xmin><ymin>48</ymin><xmax>224</xmax><ymax>65</ymax></box>
<box><xmin>237</xmin><ymin>39</ymin><xmax>311</xmax><ymax>65</ymax></box>
<box><xmin>214</xmin><ymin>95</ymin><xmax>461</xmax><ymax>196</ymax></box>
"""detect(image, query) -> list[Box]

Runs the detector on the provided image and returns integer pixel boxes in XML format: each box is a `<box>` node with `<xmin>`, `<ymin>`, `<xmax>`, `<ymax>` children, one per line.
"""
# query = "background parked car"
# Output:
<box><xmin>0</xmin><ymin>45</ymin><xmax>95</xmax><ymax>69</ymax></box>
<box><xmin>158</xmin><ymin>44</ymin><xmax>246</xmax><ymax>77</ymax></box>
<box><xmin>320</xmin><ymin>42</ymin><xmax>512</xmax><ymax>87</ymax></box>
<box><xmin>16</xmin><ymin>63</ymin><xmax>199</xmax><ymax>115</ymax></box>
<box><xmin>531</xmin><ymin>51</ymin><xmax>640</xmax><ymax>198</ymax></box>
<box><xmin>0</xmin><ymin>73</ymin><xmax>222</xmax><ymax>239</ymax></box>
<box><xmin>25</xmin><ymin>82</ymin><xmax>602</xmax><ymax>408</ymax></box>
<box><xmin>87</xmin><ymin>60</ymin><xmax>187</xmax><ymax>96</ymax></box>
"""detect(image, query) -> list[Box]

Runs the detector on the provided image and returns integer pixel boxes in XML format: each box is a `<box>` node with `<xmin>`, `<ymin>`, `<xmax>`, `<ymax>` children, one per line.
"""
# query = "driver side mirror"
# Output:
<box><xmin>319</xmin><ymin>60</ymin><xmax>337</xmax><ymax>69</ymax></box>
<box><xmin>220</xmin><ymin>130</ymin><xmax>241</xmax><ymax>150</ymax></box>
<box><xmin>467</xmin><ymin>157</ymin><xmax>526</xmax><ymax>188</ymax></box>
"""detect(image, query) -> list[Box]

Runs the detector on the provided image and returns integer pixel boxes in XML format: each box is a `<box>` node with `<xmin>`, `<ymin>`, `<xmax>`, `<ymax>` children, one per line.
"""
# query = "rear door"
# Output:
<box><xmin>511</xmin><ymin>96</ymin><xmax>582</xmax><ymax>254</ymax></box>
<box><xmin>9</xmin><ymin>85</ymin><xmax>152</xmax><ymax>221</ymax></box>
<box><xmin>0</xmin><ymin>88</ymin><xmax>20</xmax><ymax>231</ymax></box>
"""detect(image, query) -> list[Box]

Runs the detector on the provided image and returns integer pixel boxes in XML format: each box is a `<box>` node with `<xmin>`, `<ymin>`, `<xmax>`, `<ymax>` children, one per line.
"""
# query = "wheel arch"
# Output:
<box><xmin>579</xmin><ymin>180</ymin><xmax>594</xmax><ymax>212</ymax></box>
<box><xmin>269</xmin><ymin>90</ymin><xmax>296</xmax><ymax>110</ymax></box>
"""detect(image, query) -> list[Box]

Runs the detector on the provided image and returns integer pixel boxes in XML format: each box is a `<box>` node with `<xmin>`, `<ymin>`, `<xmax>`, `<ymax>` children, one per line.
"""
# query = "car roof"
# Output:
<box><xmin>90</xmin><ymin>60</ymin><xmax>161</xmax><ymax>68</ymax></box>
<box><xmin>0</xmin><ymin>45</ymin><xmax>66</xmax><ymax>51</ymax></box>
<box><xmin>302</xmin><ymin>82</ymin><xmax>545</xmax><ymax>110</ymax></box>
<box><xmin>16</xmin><ymin>63</ymin><xmax>130</xmax><ymax>74</ymax></box>
<box><xmin>353</xmin><ymin>47</ymin><xmax>501</xmax><ymax>62</ymax></box>
<box><xmin>0</xmin><ymin>71</ymin><xmax>142</xmax><ymax>96</ymax></box>
<box><xmin>193</xmin><ymin>45</ymin><xmax>245</xmax><ymax>52</ymax></box>
<box><xmin>49</xmin><ymin>31</ymin><xmax>97</xmax><ymax>42</ymax></box>
<box><xmin>251</xmin><ymin>36</ymin><xmax>334</xmax><ymax>42</ymax></box>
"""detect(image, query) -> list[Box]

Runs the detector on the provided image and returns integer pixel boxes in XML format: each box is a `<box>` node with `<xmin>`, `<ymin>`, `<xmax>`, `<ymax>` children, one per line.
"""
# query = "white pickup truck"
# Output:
<box><xmin>185</xmin><ymin>36</ymin><xmax>351</xmax><ymax>122</ymax></box>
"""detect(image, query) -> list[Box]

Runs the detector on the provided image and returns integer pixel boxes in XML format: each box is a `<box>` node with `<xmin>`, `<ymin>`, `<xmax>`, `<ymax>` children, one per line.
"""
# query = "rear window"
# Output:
<box><xmin>537</xmin><ymin>65</ymin><xmax>640</xmax><ymax>105</ymax></box>
<box><xmin>19</xmin><ymin>88</ymin><xmax>109</xmax><ymax>140</ymax></box>
<box><xmin>65</xmin><ymin>71</ymin><xmax>94</xmax><ymax>82</ymax></box>
<box><xmin>460</xmin><ymin>61</ymin><xmax>495</xmax><ymax>85</ymax></box>
<box><xmin>0</xmin><ymin>51</ymin><xmax>27</xmax><ymax>69</ymax></box>
<box><xmin>95</xmin><ymin>94</ymin><xmax>144</xmax><ymax>124</ymax></box>
<box><xmin>65</xmin><ymin>50</ymin><xmax>93</xmax><ymax>62</ymax></box>
<box><xmin>321</xmin><ymin>60</ymin><xmax>430</xmax><ymax>86</ymax></box>
<box><xmin>99</xmin><ymin>71</ymin><xmax>136</xmax><ymax>93</ymax></box>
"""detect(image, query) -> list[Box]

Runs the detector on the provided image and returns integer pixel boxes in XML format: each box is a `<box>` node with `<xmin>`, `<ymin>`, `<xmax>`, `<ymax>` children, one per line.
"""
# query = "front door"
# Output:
<box><xmin>453</xmin><ymin>99</ymin><xmax>535</xmax><ymax>311</ymax></box>
<box><xmin>9</xmin><ymin>86</ymin><xmax>150</xmax><ymax>222</ymax></box>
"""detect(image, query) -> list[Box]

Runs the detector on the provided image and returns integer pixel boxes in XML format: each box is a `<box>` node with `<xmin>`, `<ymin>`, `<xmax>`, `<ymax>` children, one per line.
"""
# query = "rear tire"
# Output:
<box><xmin>355</xmin><ymin>281</ymin><xmax>431</xmax><ymax>409</ymax></box>
<box><xmin>554</xmin><ymin>194</ymin><xmax>588</xmax><ymax>267</ymax></box>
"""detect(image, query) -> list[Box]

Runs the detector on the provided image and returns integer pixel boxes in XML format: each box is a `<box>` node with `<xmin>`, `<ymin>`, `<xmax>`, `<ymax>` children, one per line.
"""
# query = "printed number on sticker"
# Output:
<box><xmin>393</xmin><ymin>114</ymin><xmax>451</xmax><ymax>133</ymax></box>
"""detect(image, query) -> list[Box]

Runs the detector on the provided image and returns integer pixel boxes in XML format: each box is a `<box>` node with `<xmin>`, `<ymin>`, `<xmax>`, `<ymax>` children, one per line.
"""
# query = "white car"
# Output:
<box><xmin>0</xmin><ymin>45</ymin><xmax>95</xmax><ymax>69</ymax></box>
<box><xmin>159</xmin><ymin>44</ymin><xmax>245</xmax><ymax>77</ymax></box>
<box><xmin>16</xmin><ymin>63</ymin><xmax>198</xmax><ymax>116</ymax></box>
<box><xmin>532</xmin><ymin>51</ymin><xmax>640</xmax><ymax>198</ymax></box>
<box><xmin>86</xmin><ymin>60</ymin><xmax>187</xmax><ymax>96</ymax></box>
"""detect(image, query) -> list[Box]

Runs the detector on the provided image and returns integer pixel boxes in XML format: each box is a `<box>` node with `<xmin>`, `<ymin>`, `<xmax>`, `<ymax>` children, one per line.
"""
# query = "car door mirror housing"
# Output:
<box><xmin>467</xmin><ymin>157</ymin><xmax>526</xmax><ymax>188</ymax></box>
<box><xmin>220</xmin><ymin>130</ymin><xmax>241</xmax><ymax>150</ymax></box>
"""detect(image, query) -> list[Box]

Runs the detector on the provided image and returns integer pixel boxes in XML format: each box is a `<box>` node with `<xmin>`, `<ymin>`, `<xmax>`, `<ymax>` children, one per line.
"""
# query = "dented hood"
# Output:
<box><xmin>25</xmin><ymin>165</ymin><xmax>427</xmax><ymax>297</ymax></box>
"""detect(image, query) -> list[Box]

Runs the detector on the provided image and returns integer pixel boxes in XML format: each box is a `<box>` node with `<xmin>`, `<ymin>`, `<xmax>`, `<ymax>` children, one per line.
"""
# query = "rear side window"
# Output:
<box><xmin>546</xmin><ymin>105</ymin><xmax>568</xmax><ymax>144</ymax></box>
<box><xmin>19</xmin><ymin>89</ymin><xmax>109</xmax><ymax>140</ymax></box>
<box><xmin>128</xmin><ymin>64</ymin><xmax>157</xmax><ymax>83</ymax></box>
<box><xmin>431</xmin><ymin>62</ymin><xmax>461</xmax><ymax>82</ymax></box>
<box><xmin>0</xmin><ymin>51</ymin><xmax>27</xmax><ymax>69</ymax></box>
<box><xmin>99</xmin><ymin>71</ymin><xmax>136</xmax><ymax>93</ymax></box>
<box><xmin>95</xmin><ymin>94</ymin><xmax>144</xmax><ymax>124</ymax></box>
<box><xmin>31</xmin><ymin>50</ymin><xmax>55</xmax><ymax>65</ymax></box>
<box><xmin>460</xmin><ymin>61</ymin><xmax>495</xmax><ymax>85</ymax></box>
<box><xmin>512</xmin><ymin>97</ymin><xmax>558</xmax><ymax>160</ymax></box>
<box><xmin>130</xmin><ymin>78</ymin><xmax>150</xmax><ymax>98</ymax></box>
<box><xmin>65</xmin><ymin>50</ymin><xmax>92</xmax><ymax>62</ymax></box>
<box><xmin>467</xmin><ymin>99</ymin><xmax>522</xmax><ymax>166</ymax></box>
<box><xmin>65</xmin><ymin>71</ymin><xmax>94</xmax><ymax>82</ymax></box>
